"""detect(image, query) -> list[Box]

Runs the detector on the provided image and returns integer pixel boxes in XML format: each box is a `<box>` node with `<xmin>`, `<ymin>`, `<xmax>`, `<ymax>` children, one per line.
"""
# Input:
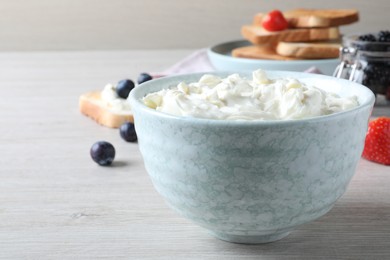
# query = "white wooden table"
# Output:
<box><xmin>0</xmin><ymin>50</ymin><xmax>389</xmax><ymax>260</ymax></box>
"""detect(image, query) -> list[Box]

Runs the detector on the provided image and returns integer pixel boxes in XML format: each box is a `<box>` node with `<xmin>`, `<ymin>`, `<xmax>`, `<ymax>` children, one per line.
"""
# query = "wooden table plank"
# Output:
<box><xmin>0</xmin><ymin>51</ymin><xmax>389</xmax><ymax>260</ymax></box>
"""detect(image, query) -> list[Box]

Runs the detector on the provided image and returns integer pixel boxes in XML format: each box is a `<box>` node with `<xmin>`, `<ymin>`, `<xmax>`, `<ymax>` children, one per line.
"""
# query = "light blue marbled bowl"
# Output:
<box><xmin>129</xmin><ymin>71</ymin><xmax>375</xmax><ymax>244</ymax></box>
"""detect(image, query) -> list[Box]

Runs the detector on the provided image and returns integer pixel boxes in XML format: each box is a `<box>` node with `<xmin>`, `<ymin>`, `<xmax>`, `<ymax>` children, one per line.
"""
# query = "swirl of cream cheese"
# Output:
<box><xmin>101</xmin><ymin>83</ymin><xmax>132</xmax><ymax>112</ymax></box>
<box><xmin>143</xmin><ymin>70</ymin><xmax>359</xmax><ymax>120</ymax></box>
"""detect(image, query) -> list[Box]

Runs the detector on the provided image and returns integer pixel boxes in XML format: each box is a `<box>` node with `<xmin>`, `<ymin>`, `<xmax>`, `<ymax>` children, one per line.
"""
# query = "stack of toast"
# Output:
<box><xmin>234</xmin><ymin>9</ymin><xmax>359</xmax><ymax>60</ymax></box>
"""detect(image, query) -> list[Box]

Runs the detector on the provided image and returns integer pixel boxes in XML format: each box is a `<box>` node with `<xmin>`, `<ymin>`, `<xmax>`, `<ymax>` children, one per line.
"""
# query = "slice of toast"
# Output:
<box><xmin>253</xmin><ymin>9</ymin><xmax>359</xmax><ymax>28</ymax></box>
<box><xmin>241</xmin><ymin>25</ymin><xmax>340</xmax><ymax>45</ymax></box>
<box><xmin>276</xmin><ymin>41</ymin><xmax>341</xmax><ymax>59</ymax></box>
<box><xmin>79</xmin><ymin>91</ymin><xmax>134</xmax><ymax>128</ymax></box>
<box><xmin>232</xmin><ymin>45</ymin><xmax>300</xmax><ymax>60</ymax></box>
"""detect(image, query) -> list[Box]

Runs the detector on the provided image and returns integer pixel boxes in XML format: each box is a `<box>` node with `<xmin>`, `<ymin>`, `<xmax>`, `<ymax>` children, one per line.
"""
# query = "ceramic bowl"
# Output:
<box><xmin>207</xmin><ymin>40</ymin><xmax>340</xmax><ymax>75</ymax></box>
<box><xmin>129</xmin><ymin>71</ymin><xmax>374</xmax><ymax>244</ymax></box>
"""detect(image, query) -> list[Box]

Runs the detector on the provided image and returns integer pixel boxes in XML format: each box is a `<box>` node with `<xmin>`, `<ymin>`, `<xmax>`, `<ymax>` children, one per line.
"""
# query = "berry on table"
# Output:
<box><xmin>119</xmin><ymin>122</ymin><xmax>137</xmax><ymax>142</ymax></box>
<box><xmin>362</xmin><ymin>117</ymin><xmax>390</xmax><ymax>165</ymax></box>
<box><xmin>116</xmin><ymin>79</ymin><xmax>135</xmax><ymax>99</ymax></box>
<box><xmin>137</xmin><ymin>73</ymin><xmax>153</xmax><ymax>85</ymax></box>
<box><xmin>90</xmin><ymin>141</ymin><xmax>116</xmax><ymax>166</ymax></box>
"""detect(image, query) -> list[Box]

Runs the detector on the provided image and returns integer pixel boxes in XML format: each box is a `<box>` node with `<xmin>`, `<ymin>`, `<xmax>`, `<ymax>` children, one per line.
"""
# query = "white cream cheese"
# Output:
<box><xmin>101</xmin><ymin>83</ymin><xmax>132</xmax><ymax>112</ymax></box>
<box><xmin>143</xmin><ymin>69</ymin><xmax>359</xmax><ymax>120</ymax></box>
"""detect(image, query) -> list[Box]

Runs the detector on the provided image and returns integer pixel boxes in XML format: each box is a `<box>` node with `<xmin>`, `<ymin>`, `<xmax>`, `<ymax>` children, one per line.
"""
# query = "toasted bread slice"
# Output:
<box><xmin>232</xmin><ymin>45</ymin><xmax>299</xmax><ymax>60</ymax></box>
<box><xmin>276</xmin><ymin>41</ymin><xmax>341</xmax><ymax>59</ymax></box>
<box><xmin>253</xmin><ymin>9</ymin><xmax>359</xmax><ymax>28</ymax></box>
<box><xmin>241</xmin><ymin>25</ymin><xmax>340</xmax><ymax>45</ymax></box>
<box><xmin>79</xmin><ymin>91</ymin><xmax>133</xmax><ymax>128</ymax></box>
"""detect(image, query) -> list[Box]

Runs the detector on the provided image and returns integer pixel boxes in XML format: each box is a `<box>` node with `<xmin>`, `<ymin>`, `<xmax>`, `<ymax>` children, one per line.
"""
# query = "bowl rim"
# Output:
<box><xmin>129</xmin><ymin>70</ymin><xmax>375</xmax><ymax>126</ymax></box>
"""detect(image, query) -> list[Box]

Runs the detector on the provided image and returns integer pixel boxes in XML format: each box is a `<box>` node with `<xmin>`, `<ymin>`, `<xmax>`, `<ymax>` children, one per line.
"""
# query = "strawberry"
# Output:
<box><xmin>262</xmin><ymin>10</ymin><xmax>288</xmax><ymax>32</ymax></box>
<box><xmin>362</xmin><ymin>117</ymin><xmax>390</xmax><ymax>165</ymax></box>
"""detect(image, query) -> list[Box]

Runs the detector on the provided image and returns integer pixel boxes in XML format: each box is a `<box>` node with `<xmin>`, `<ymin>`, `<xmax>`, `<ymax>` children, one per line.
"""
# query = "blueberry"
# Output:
<box><xmin>358</xmin><ymin>34</ymin><xmax>377</xmax><ymax>42</ymax></box>
<box><xmin>362</xmin><ymin>62</ymin><xmax>390</xmax><ymax>95</ymax></box>
<box><xmin>119</xmin><ymin>122</ymin><xmax>137</xmax><ymax>142</ymax></box>
<box><xmin>116</xmin><ymin>79</ymin><xmax>135</xmax><ymax>99</ymax></box>
<box><xmin>378</xmin><ymin>30</ymin><xmax>390</xmax><ymax>42</ymax></box>
<box><xmin>137</xmin><ymin>73</ymin><xmax>153</xmax><ymax>84</ymax></box>
<box><xmin>90</xmin><ymin>141</ymin><xmax>116</xmax><ymax>166</ymax></box>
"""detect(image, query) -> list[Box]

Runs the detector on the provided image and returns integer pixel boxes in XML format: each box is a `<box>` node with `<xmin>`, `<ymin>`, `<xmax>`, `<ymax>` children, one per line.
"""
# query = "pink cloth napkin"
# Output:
<box><xmin>152</xmin><ymin>49</ymin><xmax>215</xmax><ymax>77</ymax></box>
<box><xmin>152</xmin><ymin>49</ymin><xmax>322</xmax><ymax>77</ymax></box>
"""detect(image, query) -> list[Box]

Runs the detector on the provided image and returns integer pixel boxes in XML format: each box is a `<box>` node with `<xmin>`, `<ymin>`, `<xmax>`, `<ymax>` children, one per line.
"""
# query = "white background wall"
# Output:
<box><xmin>0</xmin><ymin>0</ymin><xmax>388</xmax><ymax>51</ymax></box>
